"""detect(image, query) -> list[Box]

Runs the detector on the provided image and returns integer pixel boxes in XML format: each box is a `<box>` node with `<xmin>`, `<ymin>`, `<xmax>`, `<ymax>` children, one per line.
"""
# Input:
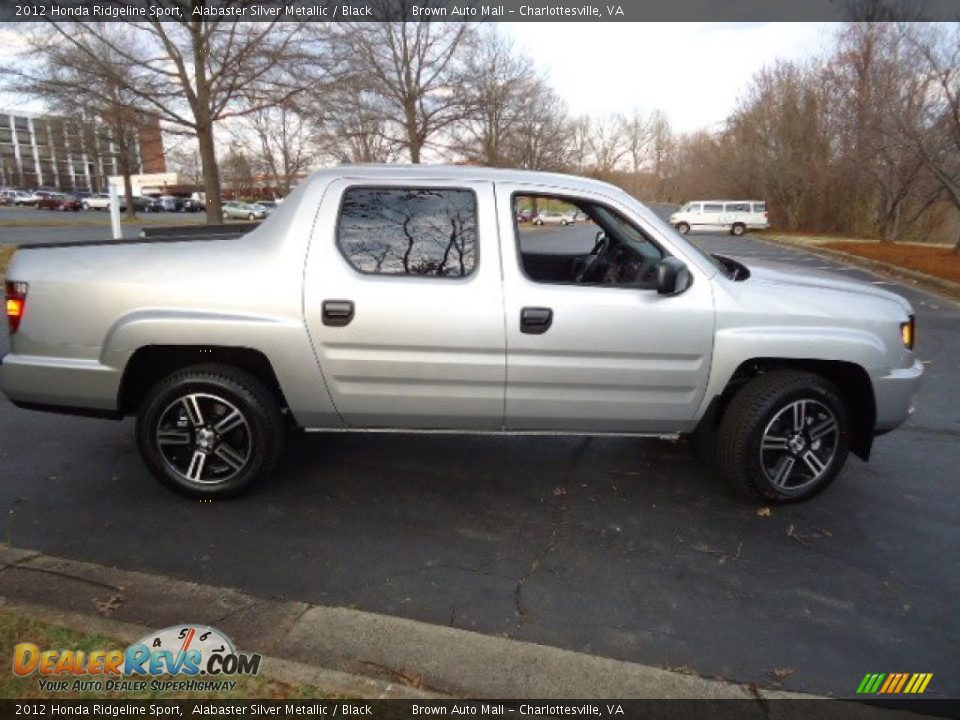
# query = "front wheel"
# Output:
<box><xmin>731</xmin><ymin>223</ymin><xmax>745</xmax><ymax>236</ymax></box>
<box><xmin>676</xmin><ymin>222</ymin><xmax>690</xmax><ymax>235</ymax></box>
<box><xmin>248</xmin><ymin>213</ymin><xmax>255</xmax><ymax>220</ymax></box>
<box><xmin>136</xmin><ymin>365</ymin><xmax>284</xmax><ymax>499</ymax></box>
<box><xmin>716</xmin><ymin>370</ymin><xmax>850</xmax><ymax>503</ymax></box>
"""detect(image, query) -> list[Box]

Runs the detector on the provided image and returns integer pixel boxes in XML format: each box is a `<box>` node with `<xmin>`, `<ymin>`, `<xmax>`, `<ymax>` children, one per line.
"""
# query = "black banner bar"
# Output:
<box><xmin>0</xmin><ymin>699</ymin><xmax>957</xmax><ymax>720</ymax></box>
<box><xmin>2</xmin><ymin>0</ymin><xmax>959</xmax><ymax>22</ymax></box>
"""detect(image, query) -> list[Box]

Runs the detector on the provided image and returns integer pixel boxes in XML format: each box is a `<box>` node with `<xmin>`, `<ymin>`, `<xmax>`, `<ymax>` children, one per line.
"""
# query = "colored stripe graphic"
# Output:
<box><xmin>858</xmin><ymin>673</ymin><xmax>932</xmax><ymax>694</ymax></box>
<box><xmin>879</xmin><ymin>674</ymin><xmax>897</xmax><ymax>693</ymax></box>
<box><xmin>893</xmin><ymin>674</ymin><xmax>909</xmax><ymax>693</ymax></box>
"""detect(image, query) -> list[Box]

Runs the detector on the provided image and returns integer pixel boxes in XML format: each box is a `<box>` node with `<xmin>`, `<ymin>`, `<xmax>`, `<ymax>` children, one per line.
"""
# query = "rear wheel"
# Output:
<box><xmin>136</xmin><ymin>365</ymin><xmax>284</xmax><ymax>499</ymax></box>
<box><xmin>676</xmin><ymin>222</ymin><xmax>690</xmax><ymax>235</ymax></box>
<box><xmin>716</xmin><ymin>370</ymin><xmax>850</xmax><ymax>502</ymax></box>
<box><xmin>248</xmin><ymin>213</ymin><xmax>255</xmax><ymax>220</ymax></box>
<box><xmin>731</xmin><ymin>222</ymin><xmax>746</xmax><ymax>236</ymax></box>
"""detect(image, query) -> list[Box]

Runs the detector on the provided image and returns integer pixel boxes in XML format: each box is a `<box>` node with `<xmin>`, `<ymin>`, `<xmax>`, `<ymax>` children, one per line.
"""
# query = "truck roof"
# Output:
<box><xmin>307</xmin><ymin>164</ymin><xmax>624</xmax><ymax>195</ymax></box>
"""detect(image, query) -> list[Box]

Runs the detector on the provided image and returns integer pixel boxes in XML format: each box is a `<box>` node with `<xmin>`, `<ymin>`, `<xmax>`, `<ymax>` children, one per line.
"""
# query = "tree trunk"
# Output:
<box><xmin>954</xmin><ymin>232</ymin><xmax>960</xmax><ymax>255</ymax></box>
<box><xmin>197</xmin><ymin>123</ymin><xmax>222</xmax><ymax>224</ymax></box>
<box><xmin>122</xmin><ymin>171</ymin><xmax>136</xmax><ymax>222</ymax></box>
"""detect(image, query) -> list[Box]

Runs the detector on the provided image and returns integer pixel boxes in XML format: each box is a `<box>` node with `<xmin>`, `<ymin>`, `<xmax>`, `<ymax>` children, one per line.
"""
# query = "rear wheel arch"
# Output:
<box><xmin>699</xmin><ymin>358</ymin><xmax>876</xmax><ymax>461</ymax></box>
<box><xmin>118</xmin><ymin>345</ymin><xmax>293</xmax><ymax>424</ymax></box>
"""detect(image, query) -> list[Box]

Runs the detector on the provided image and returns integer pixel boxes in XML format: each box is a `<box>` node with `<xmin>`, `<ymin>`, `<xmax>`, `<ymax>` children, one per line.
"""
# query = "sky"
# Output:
<box><xmin>502</xmin><ymin>22</ymin><xmax>835</xmax><ymax>132</ymax></box>
<box><xmin>0</xmin><ymin>21</ymin><xmax>836</xmax><ymax>135</ymax></box>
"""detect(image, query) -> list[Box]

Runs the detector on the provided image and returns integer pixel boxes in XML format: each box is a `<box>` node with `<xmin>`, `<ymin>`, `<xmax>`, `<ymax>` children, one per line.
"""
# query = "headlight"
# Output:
<box><xmin>900</xmin><ymin>315</ymin><xmax>915</xmax><ymax>350</ymax></box>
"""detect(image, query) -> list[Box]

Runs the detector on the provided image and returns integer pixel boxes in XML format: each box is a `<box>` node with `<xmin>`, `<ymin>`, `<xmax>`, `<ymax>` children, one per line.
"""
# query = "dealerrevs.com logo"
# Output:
<box><xmin>12</xmin><ymin>625</ymin><xmax>261</xmax><ymax>693</ymax></box>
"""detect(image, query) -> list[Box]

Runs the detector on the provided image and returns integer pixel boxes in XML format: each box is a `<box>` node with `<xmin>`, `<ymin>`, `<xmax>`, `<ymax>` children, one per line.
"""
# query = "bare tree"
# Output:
<box><xmin>894</xmin><ymin>23</ymin><xmax>960</xmax><ymax>252</ymax></box>
<box><xmin>165</xmin><ymin>140</ymin><xmax>203</xmax><ymax>188</ymax></box>
<box><xmin>17</xmin><ymin>14</ymin><xmax>312</xmax><ymax>223</ymax></box>
<box><xmin>451</xmin><ymin>27</ymin><xmax>536</xmax><ymax>166</ymax></box>
<box><xmin>220</xmin><ymin>142</ymin><xmax>256</xmax><ymax>200</ymax></box>
<box><xmin>328</xmin><ymin>11</ymin><xmax>473</xmax><ymax>163</ymax></box>
<box><xmin>587</xmin><ymin>114</ymin><xmax>629</xmax><ymax>173</ymax></box>
<box><xmin>503</xmin><ymin>83</ymin><xmax>573</xmax><ymax>171</ymax></box>
<box><xmin>622</xmin><ymin>111</ymin><xmax>653</xmax><ymax>173</ymax></box>
<box><xmin>240</xmin><ymin>102</ymin><xmax>316</xmax><ymax>196</ymax></box>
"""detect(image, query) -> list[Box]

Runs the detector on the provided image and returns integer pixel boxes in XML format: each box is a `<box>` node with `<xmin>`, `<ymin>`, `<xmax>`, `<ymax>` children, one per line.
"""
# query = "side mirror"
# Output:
<box><xmin>656</xmin><ymin>257</ymin><xmax>692</xmax><ymax>295</ymax></box>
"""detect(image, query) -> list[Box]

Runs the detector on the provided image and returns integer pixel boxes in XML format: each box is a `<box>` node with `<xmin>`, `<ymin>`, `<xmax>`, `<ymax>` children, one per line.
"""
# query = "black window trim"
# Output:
<box><xmin>335</xmin><ymin>184</ymin><xmax>480</xmax><ymax>281</ymax></box>
<box><xmin>510</xmin><ymin>189</ymin><xmax>668</xmax><ymax>291</ymax></box>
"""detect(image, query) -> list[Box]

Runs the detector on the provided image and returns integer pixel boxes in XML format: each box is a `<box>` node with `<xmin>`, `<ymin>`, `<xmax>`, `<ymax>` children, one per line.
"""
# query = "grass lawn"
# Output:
<box><xmin>0</xmin><ymin>609</ymin><xmax>329</xmax><ymax>700</ymax></box>
<box><xmin>822</xmin><ymin>241</ymin><xmax>960</xmax><ymax>284</ymax></box>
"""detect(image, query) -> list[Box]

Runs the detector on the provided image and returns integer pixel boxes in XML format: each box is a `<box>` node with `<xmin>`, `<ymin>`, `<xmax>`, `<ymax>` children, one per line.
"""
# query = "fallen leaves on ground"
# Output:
<box><xmin>822</xmin><ymin>241</ymin><xmax>960</xmax><ymax>284</ymax></box>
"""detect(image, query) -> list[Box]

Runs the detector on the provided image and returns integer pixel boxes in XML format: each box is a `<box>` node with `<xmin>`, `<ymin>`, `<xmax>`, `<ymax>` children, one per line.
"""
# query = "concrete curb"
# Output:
<box><xmin>758</xmin><ymin>235</ymin><xmax>960</xmax><ymax>302</ymax></box>
<box><xmin>0</xmin><ymin>545</ymin><xmax>813</xmax><ymax>700</ymax></box>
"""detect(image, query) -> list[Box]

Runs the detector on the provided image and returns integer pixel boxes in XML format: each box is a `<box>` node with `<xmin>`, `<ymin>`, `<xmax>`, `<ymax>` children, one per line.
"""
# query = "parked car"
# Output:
<box><xmin>222</xmin><ymin>201</ymin><xmax>266</xmax><ymax>221</ymax></box>
<box><xmin>250</xmin><ymin>202</ymin><xmax>276</xmax><ymax>216</ymax></box>
<box><xmin>181</xmin><ymin>198</ymin><xmax>204</xmax><ymax>213</ymax></box>
<box><xmin>670</xmin><ymin>200</ymin><xmax>769</xmax><ymax>236</ymax></box>
<box><xmin>82</xmin><ymin>194</ymin><xmax>113</xmax><ymax>211</ymax></box>
<box><xmin>0</xmin><ymin>189</ymin><xmax>18</xmax><ymax>206</ymax></box>
<box><xmin>129</xmin><ymin>196</ymin><xmax>162</xmax><ymax>213</ymax></box>
<box><xmin>0</xmin><ymin>166</ymin><xmax>922</xmax><ymax>502</ymax></box>
<box><xmin>532</xmin><ymin>210</ymin><xmax>577</xmax><ymax>226</ymax></box>
<box><xmin>36</xmin><ymin>193</ymin><xmax>81</xmax><ymax>211</ymax></box>
<box><xmin>16</xmin><ymin>190</ymin><xmax>52</xmax><ymax>206</ymax></box>
<box><xmin>515</xmin><ymin>208</ymin><xmax>533</xmax><ymax>223</ymax></box>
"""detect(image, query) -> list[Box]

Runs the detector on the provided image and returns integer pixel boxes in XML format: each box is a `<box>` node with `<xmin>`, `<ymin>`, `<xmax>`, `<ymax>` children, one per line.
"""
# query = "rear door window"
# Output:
<box><xmin>753</xmin><ymin>202</ymin><xmax>766</xmax><ymax>213</ymax></box>
<box><xmin>337</xmin><ymin>187</ymin><xmax>478</xmax><ymax>277</ymax></box>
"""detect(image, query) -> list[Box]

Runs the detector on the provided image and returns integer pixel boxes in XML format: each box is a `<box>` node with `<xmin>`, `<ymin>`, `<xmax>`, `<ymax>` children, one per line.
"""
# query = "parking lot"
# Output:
<box><xmin>0</xmin><ymin>209</ymin><xmax>957</xmax><ymax>698</ymax></box>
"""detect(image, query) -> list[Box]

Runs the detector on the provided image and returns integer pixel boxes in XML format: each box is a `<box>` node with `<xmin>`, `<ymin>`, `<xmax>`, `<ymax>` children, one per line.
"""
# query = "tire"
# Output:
<box><xmin>135</xmin><ymin>364</ymin><xmax>284</xmax><ymax>499</ymax></box>
<box><xmin>560</xmin><ymin>220</ymin><xmax>568</xmax><ymax>226</ymax></box>
<box><xmin>248</xmin><ymin>213</ymin><xmax>255</xmax><ymax>220</ymax></box>
<box><xmin>731</xmin><ymin>223</ymin><xmax>746</xmax><ymax>236</ymax></box>
<box><xmin>82</xmin><ymin>202</ymin><xmax>90</xmax><ymax>211</ymax></box>
<box><xmin>676</xmin><ymin>222</ymin><xmax>690</xmax><ymax>235</ymax></box>
<box><xmin>716</xmin><ymin>370</ymin><xmax>850</xmax><ymax>503</ymax></box>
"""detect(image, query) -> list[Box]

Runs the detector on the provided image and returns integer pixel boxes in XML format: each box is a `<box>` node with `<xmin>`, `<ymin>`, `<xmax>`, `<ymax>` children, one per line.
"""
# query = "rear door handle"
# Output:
<box><xmin>322</xmin><ymin>299</ymin><xmax>355</xmax><ymax>327</ymax></box>
<box><xmin>520</xmin><ymin>306</ymin><xmax>553</xmax><ymax>334</ymax></box>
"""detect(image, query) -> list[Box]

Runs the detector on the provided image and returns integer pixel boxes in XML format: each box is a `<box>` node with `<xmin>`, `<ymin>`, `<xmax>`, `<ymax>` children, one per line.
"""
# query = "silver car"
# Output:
<box><xmin>222</xmin><ymin>201</ymin><xmax>266</xmax><ymax>220</ymax></box>
<box><xmin>0</xmin><ymin>165</ymin><xmax>922</xmax><ymax>501</ymax></box>
<box><xmin>532</xmin><ymin>210</ymin><xmax>577</xmax><ymax>226</ymax></box>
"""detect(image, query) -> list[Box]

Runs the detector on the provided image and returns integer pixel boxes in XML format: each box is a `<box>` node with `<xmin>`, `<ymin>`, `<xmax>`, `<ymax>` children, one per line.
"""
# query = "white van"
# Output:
<box><xmin>670</xmin><ymin>201</ymin><xmax>768</xmax><ymax>236</ymax></box>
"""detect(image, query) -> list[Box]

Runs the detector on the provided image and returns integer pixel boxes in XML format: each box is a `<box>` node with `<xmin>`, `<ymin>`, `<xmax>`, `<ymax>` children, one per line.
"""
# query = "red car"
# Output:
<box><xmin>37</xmin><ymin>193</ymin><xmax>82</xmax><ymax>211</ymax></box>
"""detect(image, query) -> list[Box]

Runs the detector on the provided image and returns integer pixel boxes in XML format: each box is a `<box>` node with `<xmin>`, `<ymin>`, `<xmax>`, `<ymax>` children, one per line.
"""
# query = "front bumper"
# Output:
<box><xmin>871</xmin><ymin>358</ymin><xmax>923</xmax><ymax>433</ymax></box>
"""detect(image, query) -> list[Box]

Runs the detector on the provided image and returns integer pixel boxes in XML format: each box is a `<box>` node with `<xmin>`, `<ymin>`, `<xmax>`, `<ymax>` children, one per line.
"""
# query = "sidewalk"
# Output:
<box><xmin>0</xmin><ymin>545</ymin><xmax>807</xmax><ymax>700</ymax></box>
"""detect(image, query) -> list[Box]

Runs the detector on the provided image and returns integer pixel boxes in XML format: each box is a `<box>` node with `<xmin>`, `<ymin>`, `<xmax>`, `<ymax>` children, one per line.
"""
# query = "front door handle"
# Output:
<box><xmin>322</xmin><ymin>299</ymin><xmax>355</xmax><ymax>327</ymax></box>
<box><xmin>520</xmin><ymin>306</ymin><xmax>553</xmax><ymax>334</ymax></box>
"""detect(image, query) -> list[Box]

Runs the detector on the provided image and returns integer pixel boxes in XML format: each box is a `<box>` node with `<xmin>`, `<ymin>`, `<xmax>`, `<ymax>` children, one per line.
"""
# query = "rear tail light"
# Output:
<box><xmin>5</xmin><ymin>281</ymin><xmax>27</xmax><ymax>334</ymax></box>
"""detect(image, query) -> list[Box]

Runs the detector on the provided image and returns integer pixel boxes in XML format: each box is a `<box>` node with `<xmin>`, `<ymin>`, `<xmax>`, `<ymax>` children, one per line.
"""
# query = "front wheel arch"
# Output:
<box><xmin>697</xmin><ymin>358</ymin><xmax>875</xmax><ymax>462</ymax></box>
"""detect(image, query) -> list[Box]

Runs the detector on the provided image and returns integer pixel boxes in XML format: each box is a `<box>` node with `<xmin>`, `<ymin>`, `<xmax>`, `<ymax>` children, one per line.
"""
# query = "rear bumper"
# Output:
<box><xmin>871</xmin><ymin>358</ymin><xmax>923</xmax><ymax>433</ymax></box>
<box><xmin>0</xmin><ymin>353</ymin><xmax>121</xmax><ymax>413</ymax></box>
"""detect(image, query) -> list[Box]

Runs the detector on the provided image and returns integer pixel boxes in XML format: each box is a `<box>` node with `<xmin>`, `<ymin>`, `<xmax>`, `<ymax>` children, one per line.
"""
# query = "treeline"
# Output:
<box><xmin>6</xmin><ymin>12</ymin><xmax>959</xmax><ymax>248</ymax></box>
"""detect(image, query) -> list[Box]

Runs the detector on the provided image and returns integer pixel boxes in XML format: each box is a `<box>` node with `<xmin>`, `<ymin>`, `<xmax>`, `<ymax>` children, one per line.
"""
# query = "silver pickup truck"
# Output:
<box><xmin>1</xmin><ymin>166</ymin><xmax>922</xmax><ymax>502</ymax></box>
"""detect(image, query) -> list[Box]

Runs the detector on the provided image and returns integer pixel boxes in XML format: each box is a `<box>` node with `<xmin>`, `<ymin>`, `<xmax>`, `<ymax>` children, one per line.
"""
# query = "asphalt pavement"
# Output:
<box><xmin>0</xmin><ymin>208</ymin><xmax>957</xmax><ymax>698</ymax></box>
